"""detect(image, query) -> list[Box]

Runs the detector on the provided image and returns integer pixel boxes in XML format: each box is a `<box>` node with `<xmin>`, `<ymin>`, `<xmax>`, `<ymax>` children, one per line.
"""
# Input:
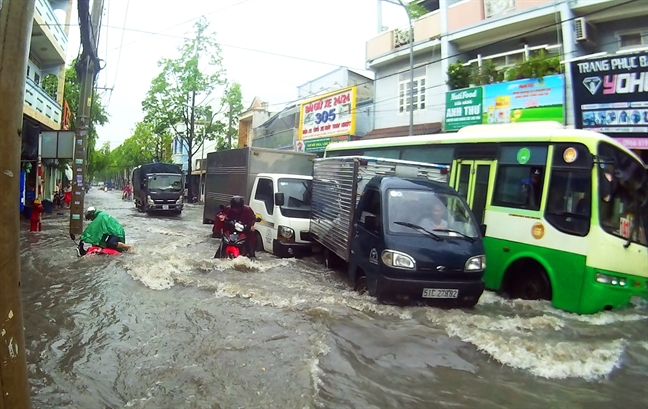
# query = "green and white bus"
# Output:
<box><xmin>325</xmin><ymin>122</ymin><xmax>648</xmax><ymax>314</ymax></box>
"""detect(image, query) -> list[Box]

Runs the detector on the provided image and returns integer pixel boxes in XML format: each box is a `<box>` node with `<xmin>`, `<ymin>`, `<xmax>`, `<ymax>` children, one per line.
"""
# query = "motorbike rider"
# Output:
<box><xmin>216</xmin><ymin>196</ymin><xmax>257</xmax><ymax>257</ymax></box>
<box><xmin>78</xmin><ymin>206</ymin><xmax>132</xmax><ymax>255</ymax></box>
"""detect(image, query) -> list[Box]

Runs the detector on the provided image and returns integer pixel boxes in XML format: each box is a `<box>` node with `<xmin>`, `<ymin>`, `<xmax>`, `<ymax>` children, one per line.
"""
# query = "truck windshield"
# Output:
<box><xmin>278</xmin><ymin>178</ymin><xmax>312</xmax><ymax>219</ymax></box>
<box><xmin>387</xmin><ymin>189</ymin><xmax>480</xmax><ymax>239</ymax></box>
<box><xmin>597</xmin><ymin>142</ymin><xmax>647</xmax><ymax>246</ymax></box>
<box><xmin>147</xmin><ymin>174</ymin><xmax>183</xmax><ymax>192</ymax></box>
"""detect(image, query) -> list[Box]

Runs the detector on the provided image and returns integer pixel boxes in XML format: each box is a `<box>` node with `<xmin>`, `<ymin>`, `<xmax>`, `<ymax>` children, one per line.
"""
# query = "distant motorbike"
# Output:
<box><xmin>71</xmin><ymin>234</ymin><xmax>121</xmax><ymax>257</ymax></box>
<box><xmin>214</xmin><ymin>218</ymin><xmax>253</xmax><ymax>259</ymax></box>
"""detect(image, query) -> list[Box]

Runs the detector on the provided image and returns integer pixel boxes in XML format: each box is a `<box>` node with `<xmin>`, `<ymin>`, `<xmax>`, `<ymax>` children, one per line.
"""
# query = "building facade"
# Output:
<box><xmin>249</xmin><ymin>67</ymin><xmax>375</xmax><ymax>154</ymax></box>
<box><xmin>22</xmin><ymin>0</ymin><xmax>73</xmax><ymax>206</ymax></box>
<box><xmin>365</xmin><ymin>0</ymin><xmax>648</xmax><ymax>161</ymax></box>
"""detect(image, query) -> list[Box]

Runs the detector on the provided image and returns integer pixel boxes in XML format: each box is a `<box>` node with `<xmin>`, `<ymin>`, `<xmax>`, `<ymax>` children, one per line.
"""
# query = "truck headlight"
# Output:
<box><xmin>147</xmin><ymin>195</ymin><xmax>154</xmax><ymax>205</ymax></box>
<box><xmin>278</xmin><ymin>225</ymin><xmax>294</xmax><ymax>240</ymax></box>
<box><xmin>381</xmin><ymin>250</ymin><xmax>416</xmax><ymax>270</ymax></box>
<box><xmin>464</xmin><ymin>255</ymin><xmax>486</xmax><ymax>272</ymax></box>
<box><xmin>176</xmin><ymin>195</ymin><xmax>183</xmax><ymax>204</ymax></box>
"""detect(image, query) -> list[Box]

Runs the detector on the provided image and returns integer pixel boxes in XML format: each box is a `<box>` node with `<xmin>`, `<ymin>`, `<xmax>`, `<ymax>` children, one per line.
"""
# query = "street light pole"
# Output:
<box><xmin>394</xmin><ymin>0</ymin><xmax>414</xmax><ymax>136</ymax></box>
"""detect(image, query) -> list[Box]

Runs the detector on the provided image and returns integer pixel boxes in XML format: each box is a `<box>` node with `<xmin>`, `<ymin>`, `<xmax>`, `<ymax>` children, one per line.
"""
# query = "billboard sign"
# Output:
<box><xmin>445</xmin><ymin>88</ymin><xmax>483</xmax><ymax>131</ymax></box>
<box><xmin>570</xmin><ymin>53</ymin><xmax>648</xmax><ymax>141</ymax></box>
<box><xmin>299</xmin><ymin>86</ymin><xmax>357</xmax><ymax>141</ymax></box>
<box><xmin>482</xmin><ymin>74</ymin><xmax>564</xmax><ymax>125</ymax></box>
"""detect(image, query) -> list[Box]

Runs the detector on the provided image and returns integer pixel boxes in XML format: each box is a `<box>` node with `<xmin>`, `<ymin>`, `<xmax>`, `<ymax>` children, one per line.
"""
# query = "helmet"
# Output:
<box><xmin>33</xmin><ymin>199</ymin><xmax>41</xmax><ymax>205</ymax></box>
<box><xmin>230</xmin><ymin>196</ymin><xmax>244</xmax><ymax>210</ymax></box>
<box><xmin>85</xmin><ymin>206</ymin><xmax>97</xmax><ymax>221</ymax></box>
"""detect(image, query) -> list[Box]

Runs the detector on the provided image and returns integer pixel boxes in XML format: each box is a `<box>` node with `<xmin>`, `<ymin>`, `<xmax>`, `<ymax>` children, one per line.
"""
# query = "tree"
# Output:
<box><xmin>221</xmin><ymin>81</ymin><xmax>244</xmax><ymax>150</ymax></box>
<box><xmin>142</xmin><ymin>18</ymin><xmax>226</xmax><ymax>200</ymax></box>
<box><xmin>63</xmin><ymin>60</ymin><xmax>109</xmax><ymax>178</ymax></box>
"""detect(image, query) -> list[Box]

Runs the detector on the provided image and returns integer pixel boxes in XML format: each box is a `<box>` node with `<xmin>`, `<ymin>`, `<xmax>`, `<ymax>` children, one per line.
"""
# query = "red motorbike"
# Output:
<box><xmin>71</xmin><ymin>234</ymin><xmax>121</xmax><ymax>257</ymax></box>
<box><xmin>214</xmin><ymin>218</ymin><xmax>253</xmax><ymax>259</ymax></box>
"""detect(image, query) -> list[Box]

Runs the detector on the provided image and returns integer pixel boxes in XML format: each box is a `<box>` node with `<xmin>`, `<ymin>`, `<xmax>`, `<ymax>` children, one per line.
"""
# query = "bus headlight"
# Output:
<box><xmin>176</xmin><ymin>195</ymin><xmax>183</xmax><ymax>204</ymax></box>
<box><xmin>278</xmin><ymin>226</ymin><xmax>294</xmax><ymax>240</ymax></box>
<box><xmin>147</xmin><ymin>195</ymin><xmax>154</xmax><ymax>205</ymax></box>
<box><xmin>381</xmin><ymin>250</ymin><xmax>416</xmax><ymax>270</ymax></box>
<box><xmin>464</xmin><ymin>255</ymin><xmax>486</xmax><ymax>272</ymax></box>
<box><xmin>596</xmin><ymin>273</ymin><xmax>628</xmax><ymax>286</ymax></box>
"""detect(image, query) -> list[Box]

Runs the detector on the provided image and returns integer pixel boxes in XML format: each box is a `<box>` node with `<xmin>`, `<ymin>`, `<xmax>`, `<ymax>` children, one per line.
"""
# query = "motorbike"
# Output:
<box><xmin>71</xmin><ymin>234</ymin><xmax>121</xmax><ymax>257</ymax></box>
<box><xmin>214</xmin><ymin>218</ymin><xmax>254</xmax><ymax>259</ymax></box>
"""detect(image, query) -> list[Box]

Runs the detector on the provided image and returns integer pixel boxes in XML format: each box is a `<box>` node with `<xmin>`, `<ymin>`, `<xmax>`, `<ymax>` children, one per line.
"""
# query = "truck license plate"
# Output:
<box><xmin>422</xmin><ymin>288</ymin><xmax>458</xmax><ymax>299</ymax></box>
<box><xmin>162</xmin><ymin>205</ymin><xmax>169</xmax><ymax>210</ymax></box>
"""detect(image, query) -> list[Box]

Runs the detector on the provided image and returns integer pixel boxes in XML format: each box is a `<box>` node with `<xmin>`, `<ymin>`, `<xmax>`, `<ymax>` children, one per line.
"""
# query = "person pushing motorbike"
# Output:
<box><xmin>78</xmin><ymin>206</ymin><xmax>132</xmax><ymax>256</ymax></box>
<box><xmin>215</xmin><ymin>196</ymin><xmax>257</xmax><ymax>258</ymax></box>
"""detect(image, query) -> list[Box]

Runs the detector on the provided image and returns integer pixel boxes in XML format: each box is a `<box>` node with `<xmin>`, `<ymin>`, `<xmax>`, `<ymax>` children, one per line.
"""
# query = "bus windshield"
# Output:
<box><xmin>147</xmin><ymin>174</ymin><xmax>183</xmax><ymax>192</ymax></box>
<box><xmin>597</xmin><ymin>142</ymin><xmax>647</xmax><ymax>246</ymax></box>
<box><xmin>387</xmin><ymin>190</ymin><xmax>480</xmax><ymax>238</ymax></box>
<box><xmin>278</xmin><ymin>178</ymin><xmax>312</xmax><ymax>219</ymax></box>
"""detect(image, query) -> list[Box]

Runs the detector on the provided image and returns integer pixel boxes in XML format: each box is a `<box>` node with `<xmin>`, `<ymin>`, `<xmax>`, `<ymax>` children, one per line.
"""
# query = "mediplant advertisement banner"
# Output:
<box><xmin>444</xmin><ymin>75</ymin><xmax>565</xmax><ymax>131</ymax></box>
<box><xmin>482</xmin><ymin>74</ymin><xmax>564</xmax><ymax>124</ymax></box>
<box><xmin>570</xmin><ymin>52</ymin><xmax>648</xmax><ymax>150</ymax></box>
<box><xmin>299</xmin><ymin>86</ymin><xmax>356</xmax><ymax>152</ymax></box>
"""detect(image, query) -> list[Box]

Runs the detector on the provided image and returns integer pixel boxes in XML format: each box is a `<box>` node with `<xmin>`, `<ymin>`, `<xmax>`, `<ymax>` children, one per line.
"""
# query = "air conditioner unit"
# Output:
<box><xmin>574</xmin><ymin>17</ymin><xmax>597</xmax><ymax>45</ymax></box>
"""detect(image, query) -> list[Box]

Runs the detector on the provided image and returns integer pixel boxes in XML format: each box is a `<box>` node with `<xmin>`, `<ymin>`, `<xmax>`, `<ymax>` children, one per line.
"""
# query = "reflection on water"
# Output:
<box><xmin>20</xmin><ymin>190</ymin><xmax>648</xmax><ymax>408</ymax></box>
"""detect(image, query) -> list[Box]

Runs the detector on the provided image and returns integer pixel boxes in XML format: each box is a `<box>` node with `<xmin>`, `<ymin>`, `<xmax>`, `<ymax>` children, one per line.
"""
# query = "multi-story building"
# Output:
<box><xmin>22</xmin><ymin>0</ymin><xmax>73</xmax><ymax>203</ymax></box>
<box><xmin>250</xmin><ymin>67</ymin><xmax>375</xmax><ymax>154</ymax></box>
<box><xmin>365</xmin><ymin>0</ymin><xmax>648</xmax><ymax>160</ymax></box>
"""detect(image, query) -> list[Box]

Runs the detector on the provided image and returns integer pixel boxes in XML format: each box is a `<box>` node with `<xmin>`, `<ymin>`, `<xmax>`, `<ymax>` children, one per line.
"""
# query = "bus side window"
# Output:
<box><xmin>545</xmin><ymin>169</ymin><xmax>591</xmax><ymax>236</ymax></box>
<box><xmin>492</xmin><ymin>165</ymin><xmax>545</xmax><ymax>210</ymax></box>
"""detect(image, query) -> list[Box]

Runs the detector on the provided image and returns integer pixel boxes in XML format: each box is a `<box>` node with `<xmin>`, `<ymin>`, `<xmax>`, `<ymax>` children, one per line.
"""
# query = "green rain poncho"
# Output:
<box><xmin>80</xmin><ymin>210</ymin><xmax>126</xmax><ymax>247</ymax></box>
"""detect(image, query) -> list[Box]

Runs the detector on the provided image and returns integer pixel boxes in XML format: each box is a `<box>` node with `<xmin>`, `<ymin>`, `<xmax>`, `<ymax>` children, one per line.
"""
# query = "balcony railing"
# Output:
<box><xmin>34</xmin><ymin>0</ymin><xmax>68</xmax><ymax>52</ymax></box>
<box><xmin>24</xmin><ymin>77</ymin><xmax>61</xmax><ymax>125</ymax></box>
<box><xmin>463</xmin><ymin>43</ymin><xmax>562</xmax><ymax>69</ymax></box>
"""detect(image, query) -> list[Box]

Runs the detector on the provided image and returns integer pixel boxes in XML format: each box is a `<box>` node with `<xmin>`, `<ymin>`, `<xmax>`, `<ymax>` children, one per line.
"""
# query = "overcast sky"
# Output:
<box><xmin>62</xmin><ymin>0</ymin><xmax>409</xmax><ymax>149</ymax></box>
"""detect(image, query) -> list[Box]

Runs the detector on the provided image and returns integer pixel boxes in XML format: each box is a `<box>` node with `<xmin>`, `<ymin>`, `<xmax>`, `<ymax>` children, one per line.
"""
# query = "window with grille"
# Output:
<box><xmin>398</xmin><ymin>67</ymin><xmax>426</xmax><ymax>113</ymax></box>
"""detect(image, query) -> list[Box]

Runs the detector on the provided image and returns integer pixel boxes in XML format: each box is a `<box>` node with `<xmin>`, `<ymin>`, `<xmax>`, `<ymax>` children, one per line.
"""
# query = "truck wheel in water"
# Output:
<box><xmin>324</xmin><ymin>248</ymin><xmax>340</xmax><ymax>269</ymax></box>
<box><xmin>505</xmin><ymin>259</ymin><xmax>552</xmax><ymax>301</ymax></box>
<box><xmin>354</xmin><ymin>275</ymin><xmax>368</xmax><ymax>295</ymax></box>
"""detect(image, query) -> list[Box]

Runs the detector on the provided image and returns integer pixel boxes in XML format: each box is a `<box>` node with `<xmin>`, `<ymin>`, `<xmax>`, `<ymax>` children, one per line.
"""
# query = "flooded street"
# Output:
<box><xmin>20</xmin><ymin>189</ymin><xmax>648</xmax><ymax>409</ymax></box>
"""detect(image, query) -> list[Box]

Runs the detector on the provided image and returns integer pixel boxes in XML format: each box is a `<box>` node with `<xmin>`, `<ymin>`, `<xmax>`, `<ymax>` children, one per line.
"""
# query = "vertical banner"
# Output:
<box><xmin>570</xmin><ymin>52</ymin><xmax>648</xmax><ymax>150</ymax></box>
<box><xmin>445</xmin><ymin>88</ymin><xmax>483</xmax><ymax>131</ymax></box>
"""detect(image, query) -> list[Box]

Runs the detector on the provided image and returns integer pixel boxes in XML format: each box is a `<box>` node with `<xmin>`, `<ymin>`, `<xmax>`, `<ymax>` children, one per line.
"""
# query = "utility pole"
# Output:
<box><xmin>0</xmin><ymin>0</ymin><xmax>36</xmax><ymax>407</ymax></box>
<box><xmin>69</xmin><ymin>0</ymin><xmax>104</xmax><ymax>236</ymax></box>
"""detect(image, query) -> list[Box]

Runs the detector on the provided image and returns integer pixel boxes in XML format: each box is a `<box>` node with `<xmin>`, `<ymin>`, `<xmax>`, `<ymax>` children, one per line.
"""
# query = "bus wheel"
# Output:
<box><xmin>354</xmin><ymin>274</ymin><xmax>368</xmax><ymax>295</ymax></box>
<box><xmin>506</xmin><ymin>260</ymin><xmax>552</xmax><ymax>301</ymax></box>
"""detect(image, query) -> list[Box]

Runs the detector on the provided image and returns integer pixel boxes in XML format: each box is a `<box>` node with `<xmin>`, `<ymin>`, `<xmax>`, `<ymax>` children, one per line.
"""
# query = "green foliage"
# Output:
<box><xmin>406</xmin><ymin>2</ymin><xmax>428</xmax><ymax>19</ymax></box>
<box><xmin>470</xmin><ymin>60</ymin><xmax>504</xmax><ymax>86</ymax></box>
<box><xmin>141</xmin><ymin>17</ymin><xmax>226</xmax><ymax>181</ymax></box>
<box><xmin>504</xmin><ymin>50</ymin><xmax>563</xmax><ymax>81</ymax></box>
<box><xmin>41</xmin><ymin>74</ymin><xmax>58</xmax><ymax>100</ymax></box>
<box><xmin>63</xmin><ymin>61</ymin><xmax>109</xmax><ymax>179</ymax></box>
<box><xmin>446</xmin><ymin>60</ymin><xmax>472</xmax><ymax>90</ymax></box>
<box><xmin>218</xmin><ymin>81</ymin><xmax>244</xmax><ymax>150</ymax></box>
<box><xmin>89</xmin><ymin>142</ymin><xmax>112</xmax><ymax>181</ymax></box>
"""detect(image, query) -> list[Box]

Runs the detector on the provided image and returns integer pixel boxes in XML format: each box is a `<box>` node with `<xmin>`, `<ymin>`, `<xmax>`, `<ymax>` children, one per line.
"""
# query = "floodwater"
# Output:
<box><xmin>20</xmin><ymin>189</ymin><xmax>648</xmax><ymax>409</ymax></box>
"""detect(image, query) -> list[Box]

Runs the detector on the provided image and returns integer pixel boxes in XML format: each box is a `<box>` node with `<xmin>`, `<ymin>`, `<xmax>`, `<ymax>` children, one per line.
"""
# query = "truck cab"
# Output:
<box><xmin>348</xmin><ymin>176</ymin><xmax>486</xmax><ymax>306</ymax></box>
<box><xmin>250</xmin><ymin>173</ymin><xmax>314</xmax><ymax>257</ymax></box>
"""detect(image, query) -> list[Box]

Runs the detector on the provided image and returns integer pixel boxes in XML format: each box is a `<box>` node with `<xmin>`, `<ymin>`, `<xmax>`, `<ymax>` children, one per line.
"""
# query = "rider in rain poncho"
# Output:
<box><xmin>80</xmin><ymin>207</ymin><xmax>132</xmax><ymax>252</ymax></box>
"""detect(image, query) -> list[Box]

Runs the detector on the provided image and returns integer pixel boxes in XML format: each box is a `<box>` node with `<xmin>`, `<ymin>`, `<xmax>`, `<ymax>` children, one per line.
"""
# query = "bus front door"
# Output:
<box><xmin>451</xmin><ymin>160</ymin><xmax>494</xmax><ymax>226</ymax></box>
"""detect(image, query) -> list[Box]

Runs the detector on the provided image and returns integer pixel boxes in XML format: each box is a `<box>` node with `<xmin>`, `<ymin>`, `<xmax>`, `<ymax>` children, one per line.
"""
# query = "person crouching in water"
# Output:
<box><xmin>78</xmin><ymin>206</ymin><xmax>132</xmax><ymax>255</ymax></box>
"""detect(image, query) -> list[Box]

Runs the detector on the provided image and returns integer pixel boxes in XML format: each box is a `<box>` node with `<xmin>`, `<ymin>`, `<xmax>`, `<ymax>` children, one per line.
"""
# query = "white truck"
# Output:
<box><xmin>203</xmin><ymin>147</ymin><xmax>316</xmax><ymax>257</ymax></box>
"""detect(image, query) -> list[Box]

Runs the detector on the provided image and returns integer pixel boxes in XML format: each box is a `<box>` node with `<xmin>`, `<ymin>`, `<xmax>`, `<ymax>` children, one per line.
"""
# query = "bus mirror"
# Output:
<box><xmin>480</xmin><ymin>224</ymin><xmax>487</xmax><ymax>236</ymax></box>
<box><xmin>274</xmin><ymin>192</ymin><xmax>285</xmax><ymax>207</ymax></box>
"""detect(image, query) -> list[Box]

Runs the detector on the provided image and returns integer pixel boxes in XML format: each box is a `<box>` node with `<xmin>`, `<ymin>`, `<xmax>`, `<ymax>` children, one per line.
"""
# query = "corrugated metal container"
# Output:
<box><xmin>310</xmin><ymin>156</ymin><xmax>449</xmax><ymax>262</ymax></box>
